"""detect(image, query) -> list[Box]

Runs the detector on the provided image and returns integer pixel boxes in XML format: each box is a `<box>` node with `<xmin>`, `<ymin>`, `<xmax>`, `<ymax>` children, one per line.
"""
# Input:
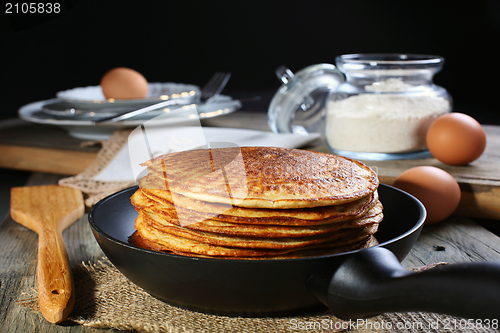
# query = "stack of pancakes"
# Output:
<box><xmin>129</xmin><ymin>146</ymin><xmax>382</xmax><ymax>259</ymax></box>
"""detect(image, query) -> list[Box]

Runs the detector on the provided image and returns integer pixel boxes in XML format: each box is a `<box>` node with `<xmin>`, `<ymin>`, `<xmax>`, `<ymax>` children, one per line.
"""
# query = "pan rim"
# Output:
<box><xmin>88</xmin><ymin>184</ymin><xmax>426</xmax><ymax>263</ymax></box>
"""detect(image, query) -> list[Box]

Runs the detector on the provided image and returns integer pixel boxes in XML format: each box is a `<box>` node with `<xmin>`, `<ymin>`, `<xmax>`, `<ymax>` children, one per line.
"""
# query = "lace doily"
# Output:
<box><xmin>59</xmin><ymin>130</ymin><xmax>136</xmax><ymax>207</ymax></box>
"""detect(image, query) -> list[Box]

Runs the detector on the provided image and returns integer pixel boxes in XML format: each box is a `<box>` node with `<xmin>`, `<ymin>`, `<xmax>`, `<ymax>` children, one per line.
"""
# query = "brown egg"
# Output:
<box><xmin>100</xmin><ymin>67</ymin><xmax>149</xmax><ymax>100</ymax></box>
<box><xmin>393</xmin><ymin>166</ymin><xmax>461</xmax><ymax>225</ymax></box>
<box><xmin>426</xmin><ymin>113</ymin><xmax>486</xmax><ymax>165</ymax></box>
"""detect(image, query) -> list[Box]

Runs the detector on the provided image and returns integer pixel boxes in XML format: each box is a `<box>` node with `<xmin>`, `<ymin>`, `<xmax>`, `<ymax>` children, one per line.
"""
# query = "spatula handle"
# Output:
<box><xmin>37</xmin><ymin>228</ymin><xmax>75</xmax><ymax>324</ymax></box>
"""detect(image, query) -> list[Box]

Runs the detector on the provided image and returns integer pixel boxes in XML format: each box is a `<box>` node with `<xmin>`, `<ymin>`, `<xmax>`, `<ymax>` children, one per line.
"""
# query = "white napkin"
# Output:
<box><xmin>93</xmin><ymin>126</ymin><xmax>322</xmax><ymax>183</ymax></box>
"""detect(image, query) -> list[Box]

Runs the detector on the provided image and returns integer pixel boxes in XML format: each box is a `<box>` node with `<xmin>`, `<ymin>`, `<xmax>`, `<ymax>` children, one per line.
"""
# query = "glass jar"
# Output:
<box><xmin>268</xmin><ymin>64</ymin><xmax>344</xmax><ymax>135</ymax></box>
<box><xmin>326</xmin><ymin>54</ymin><xmax>452</xmax><ymax>160</ymax></box>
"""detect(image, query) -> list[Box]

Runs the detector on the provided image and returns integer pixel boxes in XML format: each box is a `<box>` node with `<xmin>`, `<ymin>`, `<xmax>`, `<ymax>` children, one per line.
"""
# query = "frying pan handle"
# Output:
<box><xmin>307</xmin><ymin>247</ymin><xmax>500</xmax><ymax>320</ymax></box>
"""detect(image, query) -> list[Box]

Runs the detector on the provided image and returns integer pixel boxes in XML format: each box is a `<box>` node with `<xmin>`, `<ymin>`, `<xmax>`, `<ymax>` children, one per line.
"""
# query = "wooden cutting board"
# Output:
<box><xmin>365</xmin><ymin>125</ymin><xmax>500</xmax><ymax>220</ymax></box>
<box><xmin>309</xmin><ymin>125</ymin><xmax>500</xmax><ymax>220</ymax></box>
<box><xmin>10</xmin><ymin>185</ymin><xmax>84</xmax><ymax>324</ymax></box>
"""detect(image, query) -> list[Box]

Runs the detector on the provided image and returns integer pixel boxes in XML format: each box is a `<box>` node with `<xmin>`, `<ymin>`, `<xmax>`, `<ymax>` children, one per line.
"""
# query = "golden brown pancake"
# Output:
<box><xmin>163</xmin><ymin>236</ymin><xmax>380</xmax><ymax>260</ymax></box>
<box><xmin>130</xmin><ymin>234</ymin><xmax>379</xmax><ymax>260</ymax></box>
<box><xmin>141</xmin><ymin>147</ymin><xmax>379</xmax><ymax>209</ymax></box>
<box><xmin>132</xmin><ymin>213</ymin><xmax>378</xmax><ymax>257</ymax></box>
<box><xmin>137</xmin><ymin>211</ymin><xmax>378</xmax><ymax>250</ymax></box>
<box><xmin>263</xmin><ymin>236</ymin><xmax>379</xmax><ymax>259</ymax></box>
<box><xmin>137</xmin><ymin>177</ymin><xmax>379</xmax><ymax>225</ymax></box>
<box><xmin>140</xmin><ymin>204</ymin><xmax>382</xmax><ymax>239</ymax></box>
<box><xmin>132</xmin><ymin>190</ymin><xmax>383</xmax><ymax>238</ymax></box>
<box><xmin>130</xmin><ymin>147</ymin><xmax>382</xmax><ymax>259</ymax></box>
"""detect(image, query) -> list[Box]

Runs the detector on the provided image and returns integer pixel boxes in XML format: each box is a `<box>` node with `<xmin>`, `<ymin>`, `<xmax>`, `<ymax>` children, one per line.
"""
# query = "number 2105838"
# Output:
<box><xmin>5</xmin><ymin>2</ymin><xmax>61</xmax><ymax>14</ymax></box>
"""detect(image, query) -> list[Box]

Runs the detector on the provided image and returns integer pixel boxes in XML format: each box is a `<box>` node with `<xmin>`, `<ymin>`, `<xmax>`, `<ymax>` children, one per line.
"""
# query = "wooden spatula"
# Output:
<box><xmin>10</xmin><ymin>185</ymin><xmax>84</xmax><ymax>324</ymax></box>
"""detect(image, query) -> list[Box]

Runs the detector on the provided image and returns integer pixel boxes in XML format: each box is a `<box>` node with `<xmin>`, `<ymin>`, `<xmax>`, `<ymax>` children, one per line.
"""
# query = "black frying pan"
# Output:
<box><xmin>88</xmin><ymin>184</ymin><xmax>500</xmax><ymax>319</ymax></box>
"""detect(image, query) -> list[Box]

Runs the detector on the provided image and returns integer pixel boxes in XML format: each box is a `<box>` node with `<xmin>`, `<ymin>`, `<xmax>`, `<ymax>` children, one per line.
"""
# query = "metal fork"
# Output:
<box><xmin>93</xmin><ymin>72</ymin><xmax>231</xmax><ymax>124</ymax></box>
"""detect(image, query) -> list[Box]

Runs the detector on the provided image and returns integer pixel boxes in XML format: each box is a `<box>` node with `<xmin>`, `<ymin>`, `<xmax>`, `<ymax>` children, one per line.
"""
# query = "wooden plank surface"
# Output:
<box><xmin>1</xmin><ymin>173</ymin><xmax>500</xmax><ymax>331</ymax></box>
<box><xmin>0</xmin><ymin>144</ymin><xmax>96</xmax><ymax>175</ymax></box>
<box><xmin>0</xmin><ymin>120</ymin><xmax>101</xmax><ymax>152</ymax></box>
<box><xmin>0</xmin><ymin>120</ymin><xmax>100</xmax><ymax>175</ymax></box>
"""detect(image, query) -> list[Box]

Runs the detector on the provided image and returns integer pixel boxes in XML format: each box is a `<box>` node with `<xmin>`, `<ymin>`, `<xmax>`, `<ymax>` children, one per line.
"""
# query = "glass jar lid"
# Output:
<box><xmin>268</xmin><ymin>64</ymin><xmax>344</xmax><ymax>134</ymax></box>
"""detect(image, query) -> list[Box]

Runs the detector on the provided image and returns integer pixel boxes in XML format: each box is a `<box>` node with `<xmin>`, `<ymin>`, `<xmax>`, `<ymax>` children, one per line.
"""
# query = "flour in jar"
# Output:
<box><xmin>326</xmin><ymin>79</ymin><xmax>450</xmax><ymax>153</ymax></box>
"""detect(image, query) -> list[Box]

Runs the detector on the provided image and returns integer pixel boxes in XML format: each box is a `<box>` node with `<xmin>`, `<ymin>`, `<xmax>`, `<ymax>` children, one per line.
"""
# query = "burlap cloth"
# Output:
<box><xmin>18</xmin><ymin>259</ymin><xmax>494</xmax><ymax>333</ymax></box>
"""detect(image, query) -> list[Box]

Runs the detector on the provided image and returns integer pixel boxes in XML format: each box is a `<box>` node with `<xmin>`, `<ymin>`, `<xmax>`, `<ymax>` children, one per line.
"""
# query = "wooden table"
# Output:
<box><xmin>1</xmin><ymin>111</ymin><xmax>500</xmax><ymax>331</ymax></box>
<box><xmin>1</xmin><ymin>173</ymin><xmax>500</xmax><ymax>332</ymax></box>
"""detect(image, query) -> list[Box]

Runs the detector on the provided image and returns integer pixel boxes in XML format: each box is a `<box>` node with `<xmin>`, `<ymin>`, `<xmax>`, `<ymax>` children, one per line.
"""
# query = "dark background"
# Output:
<box><xmin>1</xmin><ymin>0</ymin><xmax>500</xmax><ymax>124</ymax></box>
<box><xmin>1</xmin><ymin>1</ymin><xmax>499</xmax><ymax>224</ymax></box>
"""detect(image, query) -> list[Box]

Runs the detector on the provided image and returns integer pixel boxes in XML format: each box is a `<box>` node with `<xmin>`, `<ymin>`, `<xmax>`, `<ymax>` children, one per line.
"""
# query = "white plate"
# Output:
<box><xmin>55</xmin><ymin>82</ymin><xmax>200</xmax><ymax>109</ymax></box>
<box><xmin>19</xmin><ymin>97</ymin><xmax>241</xmax><ymax>140</ymax></box>
<box><xmin>42</xmin><ymin>101</ymin><xmax>138</xmax><ymax>117</ymax></box>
